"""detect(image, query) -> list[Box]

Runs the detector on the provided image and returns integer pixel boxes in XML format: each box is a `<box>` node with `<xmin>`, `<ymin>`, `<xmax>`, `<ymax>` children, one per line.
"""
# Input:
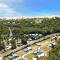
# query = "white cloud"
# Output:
<box><xmin>0</xmin><ymin>2</ymin><xmax>17</xmax><ymax>16</ymax></box>
<box><xmin>0</xmin><ymin>0</ymin><xmax>25</xmax><ymax>16</ymax></box>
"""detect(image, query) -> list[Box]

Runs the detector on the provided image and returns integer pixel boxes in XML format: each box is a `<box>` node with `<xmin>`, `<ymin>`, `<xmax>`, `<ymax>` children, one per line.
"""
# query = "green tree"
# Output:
<box><xmin>10</xmin><ymin>40</ymin><xmax>16</xmax><ymax>49</ymax></box>
<box><xmin>47</xmin><ymin>38</ymin><xmax>60</xmax><ymax>60</ymax></box>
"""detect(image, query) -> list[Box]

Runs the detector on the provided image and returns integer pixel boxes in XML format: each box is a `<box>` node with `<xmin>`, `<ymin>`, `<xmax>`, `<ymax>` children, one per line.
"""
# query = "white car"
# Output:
<box><xmin>48</xmin><ymin>43</ymin><xmax>52</xmax><ymax>47</ymax></box>
<box><xmin>5</xmin><ymin>45</ymin><xmax>11</xmax><ymax>50</ymax></box>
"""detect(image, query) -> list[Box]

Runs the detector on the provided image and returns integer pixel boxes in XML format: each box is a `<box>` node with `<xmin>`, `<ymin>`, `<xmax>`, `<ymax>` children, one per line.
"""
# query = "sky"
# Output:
<box><xmin>0</xmin><ymin>0</ymin><xmax>60</xmax><ymax>16</ymax></box>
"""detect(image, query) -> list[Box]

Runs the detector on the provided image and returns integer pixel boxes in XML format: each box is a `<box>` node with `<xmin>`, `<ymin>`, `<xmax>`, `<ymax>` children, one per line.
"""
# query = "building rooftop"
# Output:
<box><xmin>0</xmin><ymin>16</ymin><xmax>60</xmax><ymax>20</ymax></box>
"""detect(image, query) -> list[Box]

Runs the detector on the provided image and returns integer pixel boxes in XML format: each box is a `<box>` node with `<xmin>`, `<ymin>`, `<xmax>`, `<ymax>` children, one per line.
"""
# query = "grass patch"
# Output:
<box><xmin>18</xmin><ymin>58</ymin><xmax>25</xmax><ymax>60</ymax></box>
<box><xmin>0</xmin><ymin>50</ymin><xmax>4</xmax><ymax>54</ymax></box>
<box><xmin>41</xmin><ymin>46</ymin><xmax>50</xmax><ymax>51</ymax></box>
<box><xmin>25</xmin><ymin>53</ymin><xmax>36</xmax><ymax>60</ymax></box>
<box><xmin>16</xmin><ymin>50</ymin><xmax>25</xmax><ymax>56</ymax></box>
<box><xmin>2</xmin><ymin>50</ymin><xmax>13</xmax><ymax>56</ymax></box>
<box><xmin>3</xmin><ymin>57</ymin><xmax>9</xmax><ymax>60</ymax></box>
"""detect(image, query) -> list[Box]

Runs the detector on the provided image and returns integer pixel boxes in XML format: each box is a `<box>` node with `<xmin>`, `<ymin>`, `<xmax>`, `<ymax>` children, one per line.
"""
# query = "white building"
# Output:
<box><xmin>33</xmin><ymin>58</ymin><xmax>37</xmax><ymax>60</ymax></box>
<box><xmin>0</xmin><ymin>54</ymin><xmax>3</xmax><ymax>60</ymax></box>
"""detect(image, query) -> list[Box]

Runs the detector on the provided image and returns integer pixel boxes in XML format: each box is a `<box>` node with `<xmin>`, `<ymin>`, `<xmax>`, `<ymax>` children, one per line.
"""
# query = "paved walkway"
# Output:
<box><xmin>22</xmin><ymin>51</ymin><xmax>34</xmax><ymax>60</ymax></box>
<box><xmin>5</xmin><ymin>33</ymin><xmax>59</xmax><ymax>60</ymax></box>
<box><xmin>15</xmin><ymin>38</ymin><xmax>51</xmax><ymax>60</ymax></box>
<box><xmin>14</xmin><ymin>50</ymin><xmax>34</xmax><ymax>60</ymax></box>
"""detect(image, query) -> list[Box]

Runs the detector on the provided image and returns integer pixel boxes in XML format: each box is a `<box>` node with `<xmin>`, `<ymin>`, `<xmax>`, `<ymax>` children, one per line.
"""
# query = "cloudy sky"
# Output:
<box><xmin>0</xmin><ymin>0</ymin><xmax>60</xmax><ymax>16</ymax></box>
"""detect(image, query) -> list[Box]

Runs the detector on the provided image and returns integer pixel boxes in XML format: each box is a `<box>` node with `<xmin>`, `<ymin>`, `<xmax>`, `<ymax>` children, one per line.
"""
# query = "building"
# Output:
<box><xmin>0</xmin><ymin>54</ymin><xmax>3</xmax><ymax>60</ymax></box>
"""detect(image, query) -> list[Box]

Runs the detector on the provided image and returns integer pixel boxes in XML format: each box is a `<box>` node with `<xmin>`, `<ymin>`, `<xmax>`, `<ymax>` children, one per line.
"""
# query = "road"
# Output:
<box><xmin>13</xmin><ymin>33</ymin><xmax>56</xmax><ymax>52</ymax></box>
<box><xmin>4</xmin><ymin>33</ymin><xmax>59</xmax><ymax>60</ymax></box>
<box><xmin>15</xmin><ymin>33</ymin><xmax>60</xmax><ymax>60</ymax></box>
<box><xmin>15</xmin><ymin>37</ymin><xmax>51</xmax><ymax>60</ymax></box>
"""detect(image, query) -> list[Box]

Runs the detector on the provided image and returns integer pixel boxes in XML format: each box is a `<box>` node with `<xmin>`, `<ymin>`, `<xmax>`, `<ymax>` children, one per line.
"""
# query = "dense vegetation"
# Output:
<box><xmin>0</xmin><ymin>17</ymin><xmax>60</xmax><ymax>50</ymax></box>
<box><xmin>47</xmin><ymin>38</ymin><xmax>60</xmax><ymax>60</ymax></box>
<box><xmin>0</xmin><ymin>17</ymin><xmax>60</xmax><ymax>35</ymax></box>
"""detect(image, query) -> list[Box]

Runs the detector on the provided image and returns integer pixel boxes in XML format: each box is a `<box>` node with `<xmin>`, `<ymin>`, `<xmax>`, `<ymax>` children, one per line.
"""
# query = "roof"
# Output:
<box><xmin>33</xmin><ymin>58</ymin><xmax>37</xmax><ymax>60</ymax></box>
<box><xmin>38</xmin><ymin>53</ymin><xmax>44</xmax><ymax>58</ymax></box>
<box><xmin>27</xmin><ymin>47</ymin><xmax>32</xmax><ymax>49</ymax></box>
<box><xmin>36</xmin><ymin>43</ymin><xmax>41</xmax><ymax>46</ymax></box>
<box><xmin>0</xmin><ymin>54</ymin><xmax>3</xmax><ymax>57</ymax></box>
